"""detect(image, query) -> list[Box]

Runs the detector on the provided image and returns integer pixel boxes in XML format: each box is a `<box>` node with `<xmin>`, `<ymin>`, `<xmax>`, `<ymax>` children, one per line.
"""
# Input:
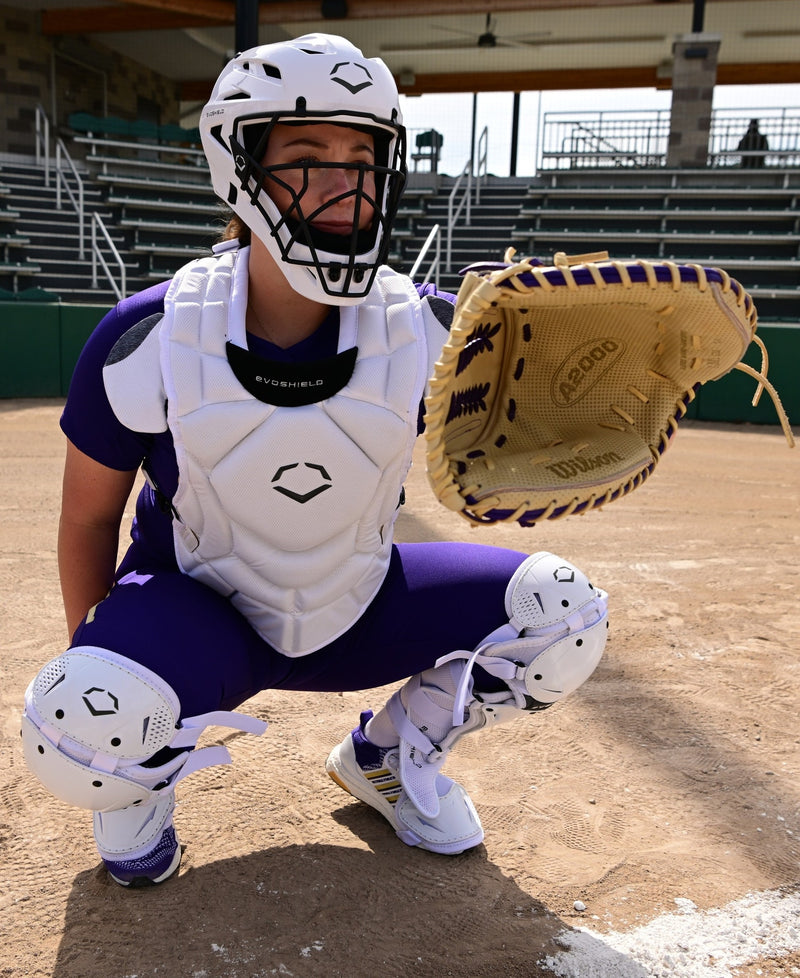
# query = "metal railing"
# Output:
<box><xmin>32</xmin><ymin>109</ymin><xmax>127</xmax><ymax>297</ymax></box>
<box><xmin>445</xmin><ymin>127</ymin><xmax>488</xmax><ymax>271</ymax></box>
<box><xmin>540</xmin><ymin>108</ymin><xmax>800</xmax><ymax>170</ymax></box>
<box><xmin>409</xmin><ymin>223</ymin><xmax>441</xmax><ymax>285</ymax></box>
<box><xmin>91</xmin><ymin>212</ymin><xmax>127</xmax><ymax>301</ymax></box>
<box><xmin>540</xmin><ymin>110</ymin><xmax>670</xmax><ymax>169</ymax></box>
<box><xmin>709</xmin><ymin>109</ymin><xmax>800</xmax><ymax>168</ymax></box>
<box><xmin>34</xmin><ymin>104</ymin><xmax>51</xmax><ymax>186</ymax></box>
<box><xmin>562</xmin><ymin>122</ymin><xmax>650</xmax><ymax>167</ymax></box>
<box><xmin>446</xmin><ymin>162</ymin><xmax>473</xmax><ymax>272</ymax></box>
<box><xmin>474</xmin><ymin>126</ymin><xmax>488</xmax><ymax>202</ymax></box>
<box><xmin>55</xmin><ymin>138</ymin><xmax>85</xmax><ymax>258</ymax></box>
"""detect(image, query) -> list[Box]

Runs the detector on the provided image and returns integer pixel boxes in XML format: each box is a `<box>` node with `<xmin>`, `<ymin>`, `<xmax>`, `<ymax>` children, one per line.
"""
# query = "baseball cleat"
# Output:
<box><xmin>325</xmin><ymin>711</ymin><xmax>484</xmax><ymax>855</ymax></box>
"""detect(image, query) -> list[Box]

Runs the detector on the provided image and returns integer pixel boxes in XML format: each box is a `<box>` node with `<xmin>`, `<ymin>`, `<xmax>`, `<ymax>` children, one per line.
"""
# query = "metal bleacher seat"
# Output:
<box><xmin>510</xmin><ymin>171</ymin><xmax>800</xmax><ymax>324</ymax></box>
<box><xmin>0</xmin><ymin>260</ymin><xmax>42</xmax><ymax>293</ymax></box>
<box><xmin>0</xmin><ymin>180</ymin><xmax>41</xmax><ymax>293</ymax></box>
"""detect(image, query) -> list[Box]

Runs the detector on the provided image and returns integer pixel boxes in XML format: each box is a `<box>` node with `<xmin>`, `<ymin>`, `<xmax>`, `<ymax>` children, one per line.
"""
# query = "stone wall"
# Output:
<box><xmin>0</xmin><ymin>3</ymin><xmax>180</xmax><ymax>157</ymax></box>
<box><xmin>667</xmin><ymin>33</ymin><xmax>722</xmax><ymax>169</ymax></box>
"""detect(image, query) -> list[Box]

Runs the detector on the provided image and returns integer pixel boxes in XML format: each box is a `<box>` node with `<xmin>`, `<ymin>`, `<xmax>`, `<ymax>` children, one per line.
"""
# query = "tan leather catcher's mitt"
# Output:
<box><xmin>425</xmin><ymin>251</ymin><xmax>793</xmax><ymax>526</ymax></box>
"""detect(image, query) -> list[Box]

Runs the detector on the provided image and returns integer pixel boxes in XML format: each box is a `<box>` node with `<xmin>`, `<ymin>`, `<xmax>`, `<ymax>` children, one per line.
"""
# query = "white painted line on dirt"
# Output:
<box><xmin>541</xmin><ymin>888</ymin><xmax>800</xmax><ymax>978</ymax></box>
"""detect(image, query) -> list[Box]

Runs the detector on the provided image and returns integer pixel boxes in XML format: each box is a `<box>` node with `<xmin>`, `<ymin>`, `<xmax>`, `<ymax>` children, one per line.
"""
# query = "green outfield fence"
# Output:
<box><xmin>0</xmin><ymin>301</ymin><xmax>797</xmax><ymax>427</ymax></box>
<box><xmin>0</xmin><ymin>301</ymin><xmax>112</xmax><ymax>398</ymax></box>
<box><xmin>682</xmin><ymin>323</ymin><xmax>799</xmax><ymax>426</ymax></box>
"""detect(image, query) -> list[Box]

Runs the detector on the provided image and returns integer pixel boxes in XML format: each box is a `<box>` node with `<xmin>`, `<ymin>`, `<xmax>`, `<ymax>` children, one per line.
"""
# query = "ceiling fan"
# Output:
<box><xmin>430</xmin><ymin>14</ymin><xmax>552</xmax><ymax>50</ymax></box>
<box><xmin>383</xmin><ymin>18</ymin><xmax>666</xmax><ymax>58</ymax></box>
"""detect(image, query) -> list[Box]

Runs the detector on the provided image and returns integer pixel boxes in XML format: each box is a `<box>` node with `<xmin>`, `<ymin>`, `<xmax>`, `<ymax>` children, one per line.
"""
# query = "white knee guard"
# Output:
<box><xmin>451</xmin><ymin>549</ymin><xmax>609</xmax><ymax>716</ymax></box>
<box><xmin>21</xmin><ymin>646</ymin><xmax>267</xmax><ymax>813</ymax></box>
<box><xmin>381</xmin><ymin>551</ymin><xmax>608</xmax><ymax>818</ymax></box>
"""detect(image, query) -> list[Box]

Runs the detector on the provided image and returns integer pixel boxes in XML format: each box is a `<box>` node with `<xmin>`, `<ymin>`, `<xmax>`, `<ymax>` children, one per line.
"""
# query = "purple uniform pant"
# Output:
<box><xmin>72</xmin><ymin>542</ymin><xmax>527</xmax><ymax>718</ymax></box>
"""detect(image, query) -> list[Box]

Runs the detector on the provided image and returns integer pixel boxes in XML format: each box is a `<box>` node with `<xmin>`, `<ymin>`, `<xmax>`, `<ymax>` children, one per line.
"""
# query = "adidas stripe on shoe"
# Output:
<box><xmin>325</xmin><ymin>711</ymin><xmax>484</xmax><ymax>855</ymax></box>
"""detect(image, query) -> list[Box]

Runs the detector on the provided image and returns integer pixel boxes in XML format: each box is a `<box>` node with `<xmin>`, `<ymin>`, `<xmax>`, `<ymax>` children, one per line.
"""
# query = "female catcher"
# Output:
<box><xmin>22</xmin><ymin>33</ymin><xmax>608</xmax><ymax>886</ymax></box>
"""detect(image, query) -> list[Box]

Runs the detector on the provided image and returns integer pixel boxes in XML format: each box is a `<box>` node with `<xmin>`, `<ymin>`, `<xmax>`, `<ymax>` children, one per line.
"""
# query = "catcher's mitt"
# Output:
<box><xmin>425</xmin><ymin>250</ymin><xmax>794</xmax><ymax>526</ymax></box>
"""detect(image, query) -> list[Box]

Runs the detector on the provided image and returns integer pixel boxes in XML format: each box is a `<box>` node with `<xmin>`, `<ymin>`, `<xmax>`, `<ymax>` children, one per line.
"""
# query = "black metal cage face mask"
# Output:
<box><xmin>230</xmin><ymin>117</ymin><xmax>407</xmax><ymax>300</ymax></box>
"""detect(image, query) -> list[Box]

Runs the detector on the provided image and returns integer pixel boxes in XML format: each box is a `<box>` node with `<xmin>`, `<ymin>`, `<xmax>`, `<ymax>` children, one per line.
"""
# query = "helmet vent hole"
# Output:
<box><xmin>263</xmin><ymin>63</ymin><xmax>281</xmax><ymax>79</ymax></box>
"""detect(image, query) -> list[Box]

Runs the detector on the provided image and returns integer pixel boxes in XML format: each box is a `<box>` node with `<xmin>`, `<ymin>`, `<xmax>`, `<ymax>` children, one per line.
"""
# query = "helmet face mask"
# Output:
<box><xmin>200</xmin><ymin>35</ymin><xmax>407</xmax><ymax>304</ymax></box>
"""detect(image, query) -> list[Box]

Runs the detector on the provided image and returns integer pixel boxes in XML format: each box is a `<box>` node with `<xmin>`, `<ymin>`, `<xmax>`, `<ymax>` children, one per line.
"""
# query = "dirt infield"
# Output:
<box><xmin>1</xmin><ymin>399</ymin><xmax>798</xmax><ymax>978</ymax></box>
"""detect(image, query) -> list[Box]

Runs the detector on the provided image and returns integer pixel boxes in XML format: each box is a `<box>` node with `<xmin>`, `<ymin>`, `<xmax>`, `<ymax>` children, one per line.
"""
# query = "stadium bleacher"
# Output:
<box><xmin>1</xmin><ymin>113</ymin><xmax>798</xmax><ymax>328</ymax></box>
<box><xmin>0</xmin><ymin>175</ymin><xmax>42</xmax><ymax>291</ymax></box>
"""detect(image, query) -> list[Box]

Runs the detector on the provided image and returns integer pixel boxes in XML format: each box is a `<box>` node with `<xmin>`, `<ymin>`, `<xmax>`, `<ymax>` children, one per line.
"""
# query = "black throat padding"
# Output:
<box><xmin>225</xmin><ymin>341</ymin><xmax>358</xmax><ymax>406</ymax></box>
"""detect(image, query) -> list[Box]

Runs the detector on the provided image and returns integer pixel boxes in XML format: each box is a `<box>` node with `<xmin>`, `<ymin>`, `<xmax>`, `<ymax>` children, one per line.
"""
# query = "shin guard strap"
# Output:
<box><xmin>385</xmin><ymin>687</ymin><xmax>446</xmax><ymax>819</ymax></box>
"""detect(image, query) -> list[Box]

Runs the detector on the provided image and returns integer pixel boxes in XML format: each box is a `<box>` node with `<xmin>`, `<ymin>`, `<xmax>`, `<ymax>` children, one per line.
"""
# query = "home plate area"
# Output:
<box><xmin>1</xmin><ymin>403</ymin><xmax>798</xmax><ymax>978</ymax></box>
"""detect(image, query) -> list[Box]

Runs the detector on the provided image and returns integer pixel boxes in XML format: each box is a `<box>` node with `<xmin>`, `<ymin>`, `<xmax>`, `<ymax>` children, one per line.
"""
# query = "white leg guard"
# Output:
<box><xmin>378</xmin><ymin>551</ymin><xmax>609</xmax><ymax>819</ymax></box>
<box><xmin>22</xmin><ymin>646</ymin><xmax>267</xmax><ymax>813</ymax></box>
<box><xmin>93</xmin><ymin>794</ymin><xmax>180</xmax><ymax>883</ymax></box>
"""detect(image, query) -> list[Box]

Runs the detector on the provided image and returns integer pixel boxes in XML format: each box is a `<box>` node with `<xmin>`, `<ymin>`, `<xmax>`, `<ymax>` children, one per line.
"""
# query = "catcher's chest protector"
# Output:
<box><xmin>159</xmin><ymin>250</ymin><xmax>431</xmax><ymax>656</ymax></box>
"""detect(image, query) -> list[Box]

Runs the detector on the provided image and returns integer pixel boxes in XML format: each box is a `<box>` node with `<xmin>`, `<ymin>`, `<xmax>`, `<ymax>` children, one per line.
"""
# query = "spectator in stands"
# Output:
<box><xmin>21</xmin><ymin>34</ymin><xmax>607</xmax><ymax>888</ymax></box>
<box><xmin>737</xmin><ymin>119</ymin><xmax>769</xmax><ymax>169</ymax></box>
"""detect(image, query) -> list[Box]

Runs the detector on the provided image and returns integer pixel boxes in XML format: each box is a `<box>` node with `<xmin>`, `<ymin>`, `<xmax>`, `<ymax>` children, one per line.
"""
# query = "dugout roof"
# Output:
<box><xmin>14</xmin><ymin>0</ymin><xmax>800</xmax><ymax>101</ymax></box>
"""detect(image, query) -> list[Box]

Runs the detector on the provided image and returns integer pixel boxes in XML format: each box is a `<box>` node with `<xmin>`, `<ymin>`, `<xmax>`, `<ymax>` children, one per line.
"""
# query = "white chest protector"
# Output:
<box><xmin>128</xmin><ymin>246</ymin><xmax>437</xmax><ymax>656</ymax></box>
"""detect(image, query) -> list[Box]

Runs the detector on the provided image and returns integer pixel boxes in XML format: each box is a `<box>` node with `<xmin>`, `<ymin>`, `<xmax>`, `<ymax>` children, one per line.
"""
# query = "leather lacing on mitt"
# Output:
<box><xmin>424</xmin><ymin>251</ymin><xmax>794</xmax><ymax>527</ymax></box>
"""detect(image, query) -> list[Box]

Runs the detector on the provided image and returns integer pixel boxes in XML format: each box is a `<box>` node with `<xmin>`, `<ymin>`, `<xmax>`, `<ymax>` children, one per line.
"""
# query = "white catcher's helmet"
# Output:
<box><xmin>200</xmin><ymin>33</ymin><xmax>406</xmax><ymax>304</ymax></box>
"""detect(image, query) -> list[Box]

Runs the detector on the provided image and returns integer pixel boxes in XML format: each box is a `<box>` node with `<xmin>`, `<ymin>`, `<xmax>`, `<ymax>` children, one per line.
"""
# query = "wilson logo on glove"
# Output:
<box><xmin>545</xmin><ymin>451</ymin><xmax>625</xmax><ymax>481</ymax></box>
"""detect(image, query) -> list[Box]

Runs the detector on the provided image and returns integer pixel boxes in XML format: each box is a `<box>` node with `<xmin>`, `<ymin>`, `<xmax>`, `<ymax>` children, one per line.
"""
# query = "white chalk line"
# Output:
<box><xmin>540</xmin><ymin>887</ymin><xmax>800</xmax><ymax>978</ymax></box>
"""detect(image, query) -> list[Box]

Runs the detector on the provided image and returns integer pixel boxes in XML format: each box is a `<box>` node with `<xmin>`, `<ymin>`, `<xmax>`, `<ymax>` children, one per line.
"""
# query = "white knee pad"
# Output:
<box><xmin>440</xmin><ymin>550</ymin><xmax>609</xmax><ymax>721</ymax></box>
<box><xmin>379</xmin><ymin>551</ymin><xmax>608</xmax><ymax>817</ymax></box>
<box><xmin>22</xmin><ymin>646</ymin><xmax>267</xmax><ymax>813</ymax></box>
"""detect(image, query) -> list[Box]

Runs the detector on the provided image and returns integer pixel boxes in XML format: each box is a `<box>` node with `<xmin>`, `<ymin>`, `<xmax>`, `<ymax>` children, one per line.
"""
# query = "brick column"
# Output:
<box><xmin>667</xmin><ymin>33</ymin><xmax>722</xmax><ymax>169</ymax></box>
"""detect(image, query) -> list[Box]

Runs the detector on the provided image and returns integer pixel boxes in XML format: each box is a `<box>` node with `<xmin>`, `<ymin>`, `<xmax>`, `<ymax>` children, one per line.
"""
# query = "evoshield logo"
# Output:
<box><xmin>330</xmin><ymin>61</ymin><xmax>373</xmax><ymax>94</ymax></box>
<box><xmin>551</xmin><ymin>337</ymin><xmax>624</xmax><ymax>406</ymax></box>
<box><xmin>82</xmin><ymin>687</ymin><xmax>120</xmax><ymax>716</ymax></box>
<box><xmin>272</xmin><ymin>462</ymin><xmax>332</xmax><ymax>503</ymax></box>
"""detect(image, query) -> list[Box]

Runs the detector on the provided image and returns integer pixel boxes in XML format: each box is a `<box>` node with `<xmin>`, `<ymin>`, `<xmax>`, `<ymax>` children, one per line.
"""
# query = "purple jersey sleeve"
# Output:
<box><xmin>60</xmin><ymin>280</ymin><xmax>171</xmax><ymax>471</ymax></box>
